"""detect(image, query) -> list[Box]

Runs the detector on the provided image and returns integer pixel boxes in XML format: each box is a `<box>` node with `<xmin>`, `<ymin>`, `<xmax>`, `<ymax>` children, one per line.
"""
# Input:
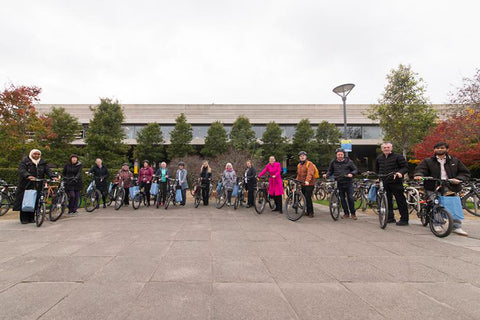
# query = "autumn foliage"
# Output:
<box><xmin>413</xmin><ymin>109</ymin><xmax>480</xmax><ymax>166</ymax></box>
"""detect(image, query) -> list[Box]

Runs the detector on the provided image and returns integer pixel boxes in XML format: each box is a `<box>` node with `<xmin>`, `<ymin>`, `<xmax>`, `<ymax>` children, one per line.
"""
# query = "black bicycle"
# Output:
<box><xmin>234</xmin><ymin>177</ymin><xmax>246</xmax><ymax>210</ymax></box>
<box><xmin>85</xmin><ymin>173</ymin><xmax>102</xmax><ymax>212</ymax></box>
<box><xmin>461</xmin><ymin>178</ymin><xmax>480</xmax><ymax>217</ymax></box>
<box><xmin>164</xmin><ymin>178</ymin><xmax>180</xmax><ymax>210</ymax></box>
<box><xmin>48</xmin><ymin>177</ymin><xmax>73</xmax><ymax>221</ymax></box>
<box><xmin>284</xmin><ymin>179</ymin><xmax>306</xmax><ymax>221</ymax></box>
<box><xmin>113</xmin><ymin>180</ymin><xmax>125</xmax><ymax>210</ymax></box>
<box><xmin>132</xmin><ymin>178</ymin><xmax>149</xmax><ymax>210</ymax></box>
<box><xmin>0</xmin><ymin>179</ymin><xmax>16</xmax><ymax>216</ymax></box>
<box><xmin>191</xmin><ymin>178</ymin><xmax>204</xmax><ymax>208</ymax></box>
<box><xmin>360</xmin><ymin>172</ymin><xmax>397</xmax><ymax>229</ymax></box>
<box><xmin>29</xmin><ymin>178</ymin><xmax>52</xmax><ymax>227</ymax></box>
<box><xmin>254</xmin><ymin>177</ymin><xmax>276</xmax><ymax>214</ymax></box>
<box><xmin>215</xmin><ymin>179</ymin><xmax>227</xmax><ymax>209</ymax></box>
<box><xmin>417</xmin><ymin>177</ymin><xmax>454</xmax><ymax>238</ymax></box>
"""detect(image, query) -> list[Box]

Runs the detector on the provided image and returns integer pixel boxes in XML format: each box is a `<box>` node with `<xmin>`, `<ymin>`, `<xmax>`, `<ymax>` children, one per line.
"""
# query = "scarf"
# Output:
<box><xmin>29</xmin><ymin>149</ymin><xmax>41</xmax><ymax>166</ymax></box>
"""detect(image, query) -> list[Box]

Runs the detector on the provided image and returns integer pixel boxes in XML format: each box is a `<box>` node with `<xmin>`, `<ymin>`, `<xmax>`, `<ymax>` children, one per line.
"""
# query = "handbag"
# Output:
<box><xmin>129</xmin><ymin>186</ymin><xmax>140</xmax><ymax>199</ymax></box>
<box><xmin>367</xmin><ymin>185</ymin><xmax>377</xmax><ymax>202</ymax></box>
<box><xmin>439</xmin><ymin>196</ymin><xmax>464</xmax><ymax>220</ymax></box>
<box><xmin>232</xmin><ymin>184</ymin><xmax>239</xmax><ymax>197</ymax></box>
<box><xmin>22</xmin><ymin>189</ymin><xmax>38</xmax><ymax>212</ymax></box>
<box><xmin>150</xmin><ymin>182</ymin><xmax>159</xmax><ymax>196</ymax></box>
<box><xmin>175</xmin><ymin>189</ymin><xmax>183</xmax><ymax>203</ymax></box>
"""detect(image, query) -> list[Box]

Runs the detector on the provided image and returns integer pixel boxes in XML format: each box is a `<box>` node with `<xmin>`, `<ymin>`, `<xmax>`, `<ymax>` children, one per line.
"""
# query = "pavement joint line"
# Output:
<box><xmin>337</xmin><ymin>281</ymin><xmax>388</xmax><ymax>319</ymax></box>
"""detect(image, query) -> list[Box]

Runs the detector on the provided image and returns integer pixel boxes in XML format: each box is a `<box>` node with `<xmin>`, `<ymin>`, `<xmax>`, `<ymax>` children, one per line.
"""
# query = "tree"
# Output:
<box><xmin>261</xmin><ymin>121</ymin><xmax>286</xmax><ymax>162</ymax></box>
<box><xmin>0</xmin><ymin>84</ymin><xmax>46</xmax><ymax>166</ymax></box>
<box><xmin>230</xmin><ymin>115</ymin><xmax>256</xmax><ymax>151</ymax></box>
<box><xmin>449</xmin><ymin>68</ymin><xmax>480</xmax><ymax>114</ymax></box>
<box><xmin>201</xmin><ymin>121</ymin><xmax>228</xmax><ymax>157</ymax></box>
<box><xmin>413</xmin><ymin>110</ymin><xmax>480</xmax><ymax>166</ymax></box>
<box><xmin>291</xmin><ymin>118</ymin><xmax>315</xmax><ymax>158</ymax></box>
<box><xmin>42</xmin><ymin>107</ymin><xmax>82</xmax><ymax>166</ymax></box>
<box><xmin>167</xmin><ymin>113</ymin><xmax>194</xmax><ymax>158</ymax></box>
<box><xmin>84</xmin><ymin>98</ymin><xmax>128</xmax><ymax>168</ymax></box>
<box><xmin>133</xmin><ymin>123</ymin><xmax>164</xmax><ymax>164</ymax></box>
<box><xmin>315</xmin><ymin>121</ymin><xmax>342</xmax><ymax>167</ymax></box>
<box><xmin>366</xmin><ymin>64</ymin><xmax>437</xmax><ymax>158</ymax></box>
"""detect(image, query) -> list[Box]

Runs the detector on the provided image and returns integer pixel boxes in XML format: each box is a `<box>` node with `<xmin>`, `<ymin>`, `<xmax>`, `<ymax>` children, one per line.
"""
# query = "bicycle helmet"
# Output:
<box><xmin>298</xmin><ymin>151</ymin><xmax>307</xmax><ymax>156</ymax></box>
<box><xmin>335</xmin><ymin>148</ymin><xmax>345</xmax><ymax>154</ymax></box>
<box><xmin>178</xmin><ymin>161</ymin><xmax>185</xmax><ymax>166</ymax></box>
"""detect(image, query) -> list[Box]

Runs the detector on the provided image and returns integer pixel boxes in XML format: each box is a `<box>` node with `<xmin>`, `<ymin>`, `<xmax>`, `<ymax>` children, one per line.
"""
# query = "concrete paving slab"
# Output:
<box><xmin>213</xmin><ymin>256</ymin><xmax>273</xmax><ymax>283</ymax></box>
<box><xmin>152</xmin><ymin>255</ymin><xmax>212</xmax><ymax>282</ymax></box>
<box><xmin>262</xmin><ymin>256</ymin><xmax>336</xmax><ymax>283</ymax></box>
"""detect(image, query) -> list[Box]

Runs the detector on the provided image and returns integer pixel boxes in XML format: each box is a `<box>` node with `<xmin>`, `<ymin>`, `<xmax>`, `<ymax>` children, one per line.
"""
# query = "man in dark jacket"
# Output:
<box><xmin>375</xmin><ymin>142</ymin><xmax>409</xmax><ymax>225</ymax></box>
<box><xmin>14</xmin><ymin>149</ymin><xmax>57</xmax><ymax>224</ymax></box>
<box><xmin>324</xmin><ymin>148</ymin><xmax>358</xmax><ymax>219</ymax></box>
<box><xmin>88</xmin><ymin>158</ymin><xmax>109</xmax><ymax>208</ymax></box>
<box><xmin>414</xmin><ymin>141</ymin><xmax>471</xmax><ymax>236</ymax></box>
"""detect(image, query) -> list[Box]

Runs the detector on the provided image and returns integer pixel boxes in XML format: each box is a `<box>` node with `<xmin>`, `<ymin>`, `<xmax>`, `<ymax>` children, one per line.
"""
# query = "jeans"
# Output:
<box><xmin>338</xmin><ymin>183</ymin><xmax>355</xmax><ymax>215</ymax></box>
<box><xmin>453</xmin><ymin>219</ymin><xmax>462</xmax><ymax>230</ymax></box>
<box><xmin>302</xmin><ymin>185</ymin><xmax>314</xmax><ymax>214</ymax></box>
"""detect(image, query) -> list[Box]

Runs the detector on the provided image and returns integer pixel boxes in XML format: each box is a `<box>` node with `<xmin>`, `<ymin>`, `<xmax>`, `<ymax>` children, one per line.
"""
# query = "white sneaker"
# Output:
<box><xmin>453</xmin><ymin>228</ymin><xmax>469</xmax><ymax>236</ymax></box>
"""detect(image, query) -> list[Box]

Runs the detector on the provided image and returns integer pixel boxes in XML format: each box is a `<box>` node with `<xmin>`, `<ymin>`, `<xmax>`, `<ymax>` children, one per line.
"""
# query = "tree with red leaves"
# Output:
<box><xmin>413</xmin><ymin>110</ymin><xmax>480</xmax><ymax>166</ymax></box>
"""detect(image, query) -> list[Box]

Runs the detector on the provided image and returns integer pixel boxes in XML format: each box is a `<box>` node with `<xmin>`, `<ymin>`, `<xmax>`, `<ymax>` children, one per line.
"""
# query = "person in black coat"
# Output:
<box><xmin>200</xmin><ymin>161</ymin><xmax>212</xmax><ymax>205</ymax></box>
<box><xmin>14</xmin><ymin>149</ymin><xmax>56</xmax><ymax>224</ymax></box>
<box><xmin>375</xmin><ymin>142</ymin><xmax>410</xmax><ymax>225</ymax></box>
<box><xmin>88</xmin><ymin>158</ymin><xmax>109</xmax><ymax>208</ymax></box>
<box><xmin>244</xmin><ymin>160</ymin><xmax>257</xmax><ymax>208</ymax></box>
<box><xmin>63</xmin><ymin>154</ymin><xmax>83</xmax><ymax>214</ymax></box>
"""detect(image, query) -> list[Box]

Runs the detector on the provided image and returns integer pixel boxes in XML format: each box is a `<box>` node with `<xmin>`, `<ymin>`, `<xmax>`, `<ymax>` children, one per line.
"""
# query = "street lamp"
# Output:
<box><xmin>333</xmin><ymin>83</ymin><xmax>355</xmax><ymax>140</ymax></box>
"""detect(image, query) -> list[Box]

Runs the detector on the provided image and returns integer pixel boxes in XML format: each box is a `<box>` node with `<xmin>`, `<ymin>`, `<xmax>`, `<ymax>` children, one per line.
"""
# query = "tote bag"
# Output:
<box><xmin>175</xmin><ymin>189</ymin><xmax>183</xmax><ymax>203</ymax></box>
<box><xmin>232</xmin><ymin>184</ymin><xmax>239</xmax><ymax>197</ymax></box>
<box><xmin>367</xmin><ymin>185</ymin><xmax>377</xmax><ymax>202</ymax></box>
<box><xmin>150</xmin><ymin>182</ymin><xmax>159</xmax><ymax>196</ymax></box>
<box><xmin>129</xmin><ymin>186</ymin><xmax>140</xmax><ymax>199</ymax></box>
<box><xmin>439</xmin><ymin>196</ymin><xmax>464</xmax><ymax>220</ymax></box>
<box><xmin>22</xmin><ymin>189</ymin><xmax>38</xmax><ymax>212</ymax></box>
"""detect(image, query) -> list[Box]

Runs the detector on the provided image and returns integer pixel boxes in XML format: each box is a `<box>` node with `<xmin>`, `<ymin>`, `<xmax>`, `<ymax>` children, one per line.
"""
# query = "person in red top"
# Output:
<box><xmin>138</xmin><ymin>160</ymin><xmax>154</xmax><ymax>206</ymax></box>
<box><xmin>258</xmin><ymin>156</ymin><xmax>284</xmax><ymax>213</ymax></box>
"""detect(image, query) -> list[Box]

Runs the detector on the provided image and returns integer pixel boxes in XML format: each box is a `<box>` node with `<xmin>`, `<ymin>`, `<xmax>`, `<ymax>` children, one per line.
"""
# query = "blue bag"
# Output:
<box><xmin>129</xmin><ymin>186</ymin><xmax>140</xmax><ymax>199</ymax></box>
<box><xmin>87</xmin><ymin>181</ymin><xmax>94</xmax><ymax>194</ymax></box>
<box><xmin>175</xmin><ymin>189</ymin><xmax>183</xmax><ymax>203</ymax></box>
<box><xmin>439</xmin><ymin>196</ymin><xmax>464</xmax><ymax>220</ymax></box>
<box><xmin>150</xmin><ymin>182</ymin><xmax>159</xmax><ymax>196</ymax></box>
<box><xmin>108</xmin><ymin>182</ymin><xmax>113</xmax><ymax>193</ymax></box>
<box><xmin>232</xmin><ymin>184</ymin><xmax>239</xmax><ymax>197</ymax></box>
<box><xmin>22</xmin><ymin>189</ymin><xmax>38</xmax><ymax>212</ymax></box>
<box><xmin>216</xmin><ymin>182</ymin><xmax>222</xmax><ymax>193</ymax></box>
<box><xmin>367</xmin><ymin>185</ymin><xmax>377</xmax><ymax>202</ymax></box>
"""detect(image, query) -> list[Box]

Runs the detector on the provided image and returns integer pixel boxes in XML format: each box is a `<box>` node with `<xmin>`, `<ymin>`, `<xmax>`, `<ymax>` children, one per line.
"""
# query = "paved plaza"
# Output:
<box><xmin>2</xmin><ymin>203</ymin><xmax>480</xmax><ymax>319</ymax></box>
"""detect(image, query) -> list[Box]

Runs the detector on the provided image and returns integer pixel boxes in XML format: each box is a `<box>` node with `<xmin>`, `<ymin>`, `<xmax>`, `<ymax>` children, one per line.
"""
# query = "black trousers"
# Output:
<box><xmin>202</xmin><ymin>183</ymin><xmax>210</xmax><ymax>205</ymax></box>
<box><xmin>20</xmin><ymin>210</ymin><xmax>35</xmax><ymax>223</ymax></box>
<box><xmin>302</xmin><ymin>185</ymin><xmax>314</xmax><ymax>214</ymax></box>
<box><xmin>181</xmin><ymin>189</ymin><xmax>187</xmax><ymax>205</ymax></box>
<box><xmin>227</xmin><ymin>189</ymin><xmax>233</xmax><ymax>203</ymax></box>
<box><xmin>139</xmin><ymin>182</ymin><xmax>151</xmax><ymax>204</ymax></box>
<box><xmin>124</xmin><ymin>187</ymin><xmax>130</xmax><ymax>205</ymax></box>
<box><xmin>385</xmin><ymin>182</ymin><xmax>409</xmax><ymax>222</ymax></box>
<box><xmin>98</xmin><ymin>187</ymin><xmax>107</xmax><ymax>204</ymax></box>
<box><xmin>338</xmin><ymin>183</ymin><xmax>355</xmax><ymax>215</ymax></box>
<box><xmin>160</xmin><ymin>182</ymin><xmax>168</xmax><ymax>203</ymax></box>
<box><xmin>247</xmin><ymin>188</ymin><xmax>255</xmax><ymax>206</ymax></box>
<box><xmin>273</xmin><ymin>195</ymin><xmax>283</xmax><ymax>212</ymax></box>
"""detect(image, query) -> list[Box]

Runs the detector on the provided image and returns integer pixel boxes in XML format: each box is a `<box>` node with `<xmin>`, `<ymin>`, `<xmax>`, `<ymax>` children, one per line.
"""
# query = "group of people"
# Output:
<box><xmin>13</xmin><ymin>141</ymin><xmax>473</xmax><ymax>236</ymax></box>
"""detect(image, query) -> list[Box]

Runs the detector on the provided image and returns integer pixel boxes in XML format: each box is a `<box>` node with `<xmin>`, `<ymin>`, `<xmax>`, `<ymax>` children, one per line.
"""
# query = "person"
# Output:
<box><xmin>258</xmin><ymin>156</ymin><xmax>284</xmax><ymax>213</ymax></box>
<box><xmin>200</xmin><ymin>161</ymin><xmax>212</xmax><ymax>205</ymax></box>
<box><xmin>155</xmin><ymin>162</ymin><xmax>170</xmax><ymax>206</ymax></box>
<box><xmin>296</xmin><ymin>151</ymin><xmax>316</xmax><ymax>217</ymax></box>
<box><xmin>14</xmin><ymin>149</ymin><xmax>56</xmax><ymax>224</ymax></box>
<box><xmin>244</xmin><ymin>160</ymin><xmax>257</xmax><ymax>208</ymax></box>
<box><xmin>138</xmin><ymin>160</ymin><xmax>154</xmax><ymax>206</ymax></box>
<box><xmin>222</xmin><ymin>163</ymin><xmax>237</xmax><ymax>206</ymax></box>
<box><xmin>63</xmin><ymin>154</ymin><xmax>83</xmax><ymax>214</ymax></box>
<box><xmin>117</xmin><ymin>163</ymin><xmax>133</xmax><ymax>205</ymax></box>
<box><xmin>88</xmin><ymin>158</ymin><xmax>109</xmax><ymax>208</ymax></box>
<box><xmin>176</xmin><ymin>162</ymin><xmax>188</xmax><ymax>205</ymax></box>
<box><xmin>375</xmin><ymin>142</ymin><xmax>409</xmax><ymax>225</ymax></box>
<box><xmin>414</xmin><ymin>142</ymin><xmax>471</xmax><ymax>236</ymax></box>
<box><xmin>324</xmin><ymin>148</ymin><xmax>358</xmax><ymax>219</ymax></box>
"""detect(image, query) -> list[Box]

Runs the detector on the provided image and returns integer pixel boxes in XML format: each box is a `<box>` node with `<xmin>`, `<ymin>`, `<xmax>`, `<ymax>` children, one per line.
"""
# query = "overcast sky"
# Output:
<box><xmin>0</xmin><ymin>0</ymin><xmax>478</xmax><ymax>105</ymax></box>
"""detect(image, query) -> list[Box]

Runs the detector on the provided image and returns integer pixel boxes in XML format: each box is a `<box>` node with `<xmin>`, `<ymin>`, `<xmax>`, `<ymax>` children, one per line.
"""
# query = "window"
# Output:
<box><xmin>362</xmin><ymin>126</ymin><xmax>382</xmax><ymax>139</ymax></box>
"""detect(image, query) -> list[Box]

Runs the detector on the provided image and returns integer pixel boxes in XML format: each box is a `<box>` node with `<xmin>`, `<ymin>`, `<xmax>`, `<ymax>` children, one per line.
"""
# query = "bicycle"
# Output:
<box><xmin>284</xmin><ymin>179</ymin><xmax>306</xmax><ymax>221</ymax></box>
<box><xmin>215</xmin><ymin>179</ymin><xmax>227</xmax><ymax>209</ymax></box>
<box><xmin>85</xmin><ymin>173</ymin><xmax>102</xmax><ymax>212</ymax></box>
<box><xmin>132</xmin><ymin>178</ymin><xmax>149</xmax><ymax>210</ymax></box>
<box><xmin>461</xmin><ymin>178</ymin><xmax>480</xmax><ymax>216</ymax></box>
<box><xmin>416</xmin><ymin>177</ymin><xmax>454</xmax><ymax>238</ymax></box>
<box><xmin>164</xmin><ymin>178</ymin><xmax>180</xmax><ymax>210</ymax></box>
<box><xmin>404</xmin><ymin>180</ymin><xmax>421</xmax><ymax>215</ymax></box>
<box><xmin>153</xmin><ymin>177</ymin><xmax>168</xmax><ymax>209</ymax></box>
<box><xmin>254</xmin><ymin>177</ymin><xmax>276</xmax><ymax>214</ymax></box>
<box><xmin>48</xmin><ymin>177</ymin><xmax>75</xmax><ymax>221</ymax></box>
<box><xmin>30</xmin><ymin>178</ymin><xmax>53</xmax><ymax>227</ymax></box>
<box><xmin>191</xmin><ymin>178</ymin><xmax>204</xmax><ymax>208</ymax></box>
<box><xmin>113</xmin><ymin>180</ymin><xmax>125</xmax><ymax>210</ymax></box>
<box><xmin>0</xmin><ymin>179</ymin><xmax>17</xmax><ymax>216</ymax></box>
<box><xmin>234</xmin><ymin>177</ymin><xmax>246</xmax><ymax>210</ymax></box>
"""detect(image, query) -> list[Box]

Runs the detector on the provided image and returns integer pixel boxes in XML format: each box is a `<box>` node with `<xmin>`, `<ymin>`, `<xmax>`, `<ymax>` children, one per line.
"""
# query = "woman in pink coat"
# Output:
<box><xmin>258</xmin><ymin>156</ymin><xmax>284</xmax><ymax>213</ymax></box>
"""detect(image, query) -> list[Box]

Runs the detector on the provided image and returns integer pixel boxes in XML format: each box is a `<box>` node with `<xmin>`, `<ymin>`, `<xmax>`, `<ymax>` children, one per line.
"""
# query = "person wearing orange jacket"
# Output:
<box><xmin>295</xmin><ymin>151</ymin><xmax>316</xmax><ymax>217</ymax></box>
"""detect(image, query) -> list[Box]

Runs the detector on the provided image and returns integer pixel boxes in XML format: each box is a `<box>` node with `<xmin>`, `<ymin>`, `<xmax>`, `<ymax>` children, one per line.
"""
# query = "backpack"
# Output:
<box><xmin>306</xmin><ymin>161</ymin><xmax>320</xmax><ymax>179</ymax></box>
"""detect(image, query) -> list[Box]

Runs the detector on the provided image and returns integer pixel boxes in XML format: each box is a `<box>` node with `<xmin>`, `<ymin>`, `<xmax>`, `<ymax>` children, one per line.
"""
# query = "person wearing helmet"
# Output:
<box><xmin>324</xmin><ymin>148</ymin><xmax>358</xmax><ymax>219</ymax></box>
<box><xmin>295</xmin><ymin>151</ymin><xmax>316</xmax><ymax>217</ymax></box>
<box><xmin>138</xmin><ymin>160</ymin><xmax>154</xmax><ymax>206</ymax></box>
<box><xmin>176</xmin><ymin>162</ymin><xmax>188</xmax><ymax>205</ymax></box>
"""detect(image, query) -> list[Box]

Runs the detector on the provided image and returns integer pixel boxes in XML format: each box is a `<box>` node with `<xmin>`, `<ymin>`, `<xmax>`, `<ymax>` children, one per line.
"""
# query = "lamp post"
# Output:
<box><xmin>333</xmin><ymin>83</ymin><xmax>355</xmax><ymax>140</ymax></box>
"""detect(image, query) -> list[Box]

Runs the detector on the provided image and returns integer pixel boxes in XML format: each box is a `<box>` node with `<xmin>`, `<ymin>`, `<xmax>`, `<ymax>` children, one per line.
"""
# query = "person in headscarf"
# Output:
<box><xmin>14</xmin><ymin>149</ymin><xmax>56</xmax><ymax>224</ymax></box>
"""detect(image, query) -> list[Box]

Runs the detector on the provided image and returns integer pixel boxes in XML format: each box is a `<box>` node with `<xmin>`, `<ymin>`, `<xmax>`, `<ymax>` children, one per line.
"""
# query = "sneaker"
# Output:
<box><xmin>395</xmin><ymin>220</ymin><xmax>409</xmax><ymax>226</ymax></box>
<box><xmin>351</xmin><ymin>214</ymin><xmax>358</xmax><ymax>220</ymax></box>
<box><xmin>387</xmin><ymin>219</ymin><xmax>396</xmax><ymax>223</ymax></box>
<box><xmin>341</xmin><ymin>214</ymin><xmax>350</xmax><ymax>219</ymax></box>
<box><xmin>227</xmin><ymin>202</ymin><xmax>231</xmax><ymax>206</ymax></box>
<box><xmin>453</xmin><ymin>228</ymin><xmax>469</xmax><ymax>236</ymax></box>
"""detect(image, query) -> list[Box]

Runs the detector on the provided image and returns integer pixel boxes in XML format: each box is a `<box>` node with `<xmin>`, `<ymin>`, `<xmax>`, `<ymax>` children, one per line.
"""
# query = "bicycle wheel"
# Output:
<box><xmin>353</xmin><ymin>189</ymin><xmax>363</xmax><ymax>210</ymax></box>
<box><xmin>377</xmin><ymin>193</ymin><xmax>388</xmax><ymax>229</ymax></box>
<box><xmin>49</xmin><ymin>192</ymin><xmax>66</xmax><ymax>221</ymax></box>
<box><xmin>106</xmin><ymin>192</ymin><xmax>113</xmax><ymax>206</ymax></box>
<box><xmin>429</xmin><ymin>207</ymin><xmax>453</xmax><ymax>238</ymax></box>
<box><xmin>194</xmin><ymin>193</ymin><xmax>201</xmax><ymax>208</ymax></box>
<box><xmin>0</xmin><ymin>191</ymin><xmax>10</xmax><ymax>216</ymax></box>
<box><xmin>132</xmin><ymin>193</ymin><xmax>142</xmax><ymax>210</ymax></box>
<box><xmin>114</xmin><ymin>188</ymin><xmax>124</xmax><ymax>210</ymax></box>
<box><xmin>215</xmin><ymin>188</ymin><xmax>227</xmax><ymax>209</ymax></box>
<box><xmin>462</xmin><ymin>192</ymin><xmax>480</xmax><ymax>217</ymax></box>
<box><xmin>419</xmin><ymin>211</ymin><xmax>429</xmax><ymax>227</ymax></box>
<box><xmin>164</xmin><ymin>193</ymin><xmax>172</xmax><ymax>209</ymax></box>
<box><xmin>285</xmin><ymin>192</ymin><xmax>306</xmax><ymax>221</ymax></box>
<box><xmin>268</xmin><ymin>195</ymin><xmax>276</xmax><ymax>211</ymax></box>
<box><xmin>85</xmin><ymin>190</ymin><xmax>98</xmax><ymax>212</ymax></box>
<box><xmin>156</xmin><ymin>193</ymin><xmax>161</xmax><ymax>209</ymax></box>
<box><xmin>254</xmin><ymin>190</ymin><xmax>266</xmax><ymax>214</ymax></box>
<box><xmin>329</xmin><ymin>191</ymin><xmax>341</xmax><ymax>221</ymax></box>
<box><xmin>35</xmin><ymin>202</ymin><xmax>46</xmax><ymax>227</ymax></box>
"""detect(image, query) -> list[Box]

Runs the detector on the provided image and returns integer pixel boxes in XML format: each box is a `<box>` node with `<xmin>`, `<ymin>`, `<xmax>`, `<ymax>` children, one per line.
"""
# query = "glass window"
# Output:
<box><xmin>123</xmin><ymin>126</ymin><xmax>135</xmax><ymax>139</ymax></box>
<box><xmin>282</xmin><ymin>125</ymin><xmax>296</xmax><ymax>139</ymax></box>
<box><xmin>362</xmin><ymin>126</ymin><xmax>382</xmax><ymax>139</ymax></box>
<box><xmin>161</xmin><ymin>125</ymin><xmax>175</xmax><ymax>140</ymax></box>
<box><xmin>192</xmin><ymin>125</ymin><xmax>210</xmax><ymax>139</ymax></box>
<box><xmin>340</xmin><ymin>126</ymin><xmax>362</xmax><ymax>139</ymax></box>
<box><xmin>252</xmin><ymin>125</ymin><xmax>266</xmax><ymax>139</ymax></box>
